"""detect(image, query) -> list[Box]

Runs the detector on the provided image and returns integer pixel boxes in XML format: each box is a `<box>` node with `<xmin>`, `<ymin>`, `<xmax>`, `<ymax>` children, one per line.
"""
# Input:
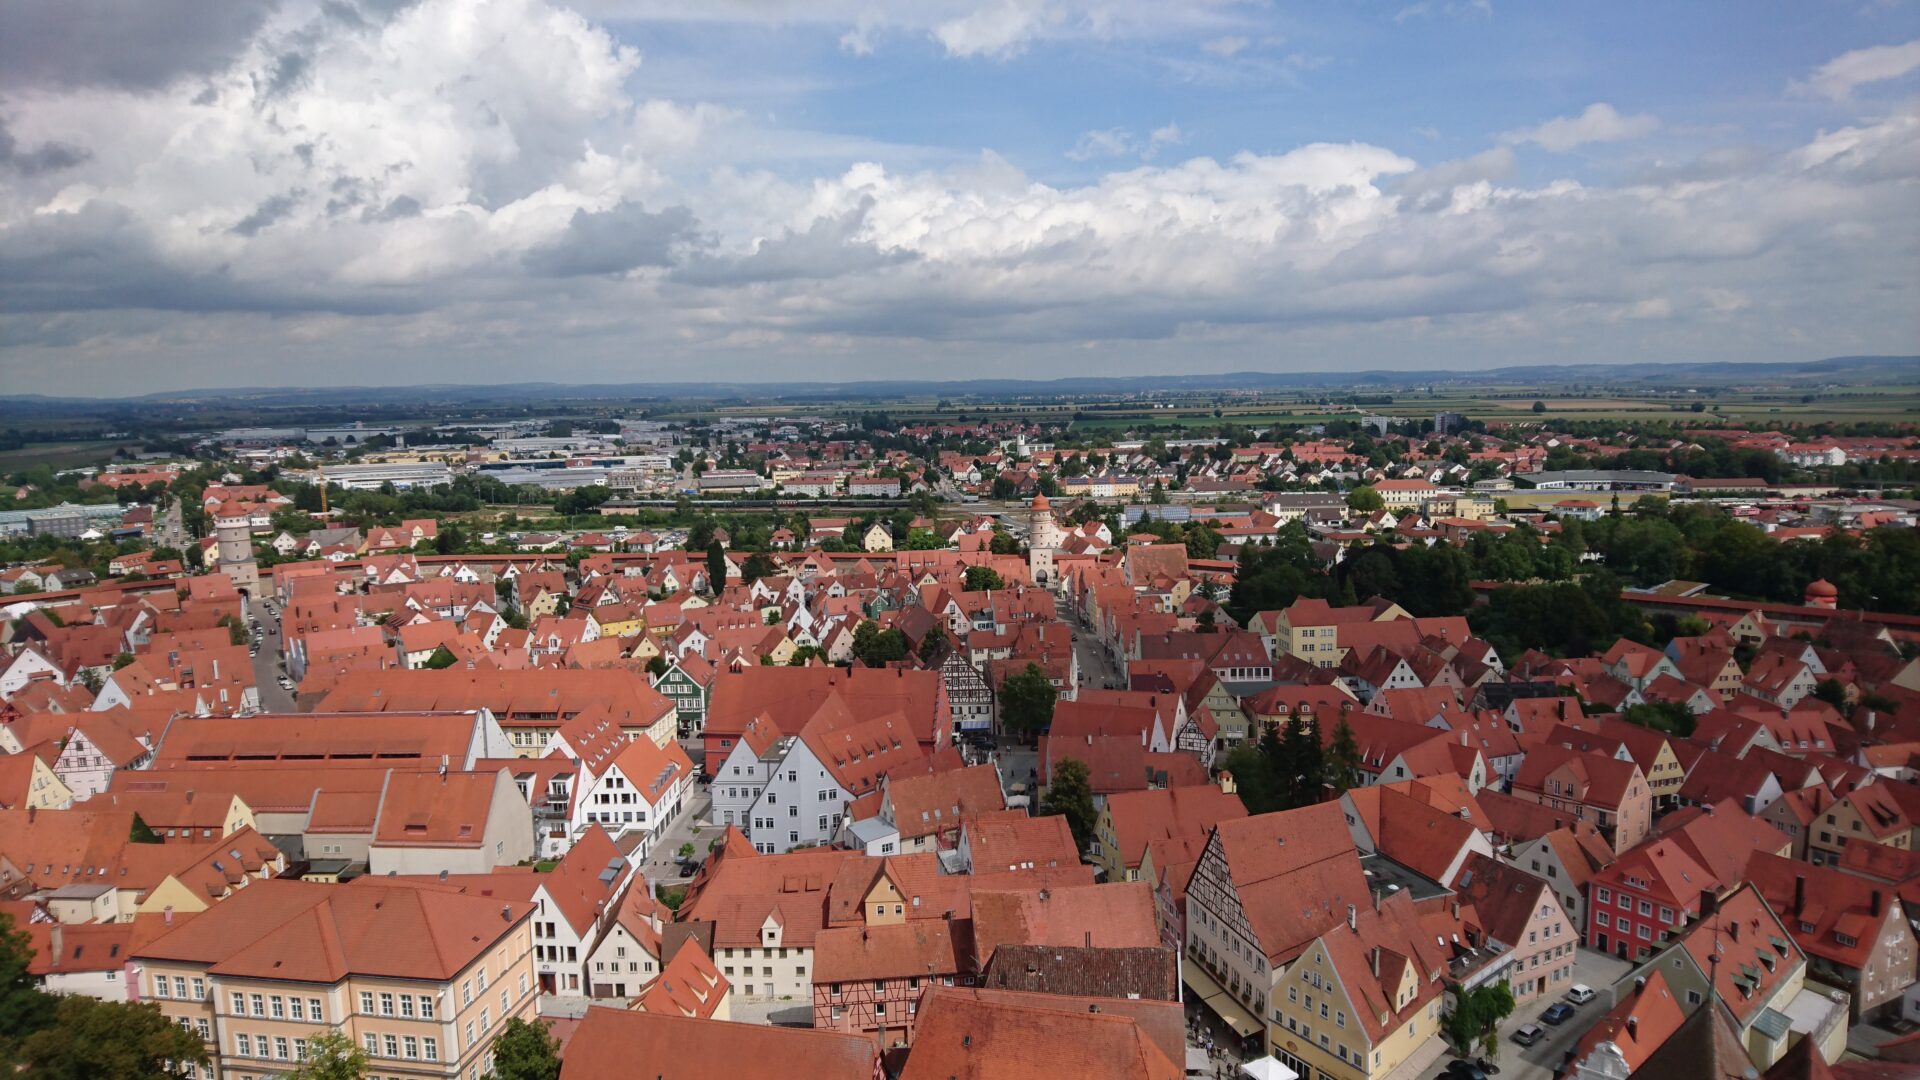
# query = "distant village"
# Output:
<box><xmin>2</xmin><ymin>403</ymin><xmax>1919</xmax><ymax>1080</ymax></box>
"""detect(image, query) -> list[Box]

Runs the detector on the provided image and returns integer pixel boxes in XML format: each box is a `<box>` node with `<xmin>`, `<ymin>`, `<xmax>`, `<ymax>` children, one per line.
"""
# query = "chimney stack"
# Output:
<box><xmin>1794</xmin><ymin>875</ymin><xmax>1807</xmax><ymax>917</ymax></box>
<box><xmin>1626</xmin><ymin>1016</ymin><xmax>1639</xmax><ymax>1038</ymax></box>
<box><xmin>1347</xmin><ymin>904</ymin><xmax>1357</xmax><ymax>932</ymax></box>
<box><xmin>1370</xmin><ymin>946</ymin><xmax>1380</xmax><ymax>977</ymax></box>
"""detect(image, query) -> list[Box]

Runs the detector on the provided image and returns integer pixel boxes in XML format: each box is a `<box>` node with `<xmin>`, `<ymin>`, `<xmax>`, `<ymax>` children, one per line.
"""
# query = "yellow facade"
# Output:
<box><xmin>1267</xmin><ymin>941</ymin><xmax>1440</xmax><ymax>1080</ymax></box>
<box><xmin>143</xmin><ymin>919</ymin><xmax>535</xmax><ymax>1080</ymax></box>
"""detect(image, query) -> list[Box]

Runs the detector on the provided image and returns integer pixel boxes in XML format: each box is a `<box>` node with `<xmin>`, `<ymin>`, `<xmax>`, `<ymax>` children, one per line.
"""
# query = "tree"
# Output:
<box><xmin>285</xmin><ymin>1030</ymin><xmax>368</xmax><ymax>1080</ymax></box>
<box><xmin>740</xmin><ymin>552</ymin><xmax>777</xmax><ymax>586</ymax></box>
<box><xmin>1042</xmin><ymin>758</ymin><xmax>1098</xmax><ymax>853</ymax></box>
<box><xmin>705</xmin><ymin>540</ymin><xmax>727</xmax><ymax>594</ymax></box>
<box><xmin>988</xmin><ymin>528</ymin><xmax>1020</xmax><ymax>556</ymax></box>
<box><xmin>1345</xmin><ymin>485</ymin><xmax>1384</xmax><ymax>513</ymax></box>
<box><xmin>1812</xmin><ymin>678</ymin><xmax>1849</xmax><ymax>709</ymax></box>
<box><xmin>850</xmin><ymin>620</ymin><xmax>908</xmax><ymax>667</ymax></box>
<box><xmin>421</xmin><ymin>645</ymin><xmax>458</xmax><ymax>670</ymax></box>
<box><xmin>1442</xmin><ymin>980</ymin><xmax>1516</xmax><ymax>1061</ymax></box>
<box><xmin>0</xmin><ymin>913</ymin><xmax>56</xmax><ymax>1062</ymax></box>
<box><xmin>1531</xmin><ymin>400</ymin><xmax>1547</xmax><ymax>414</ymax></box>
<box><xmin>964</xmin><ymin>565</ymin><xmax>1005</xmax><ymax>592</ymax></box>
<box><xmin>1622</xmin><ymin>700</ymin><xmax>1697</xmax><ymax>737</ymax></box>
<box><xmin>18</xmin><ymin>995</ymin><xmax>210</xmax><ymax>1080</ymax></box>
<box><xmin>489</xmin><ymin>1016</ymin><xmax>563</xmax><ymax>1080</ymax></box>
<box><xmin>1220</xmin><ymin>745</ymin><xmax>1280</xmax><ymax>815</ymax></box>
<box><xmin>918</xmin><ymin>625</ymin><xmax>948</xmax><ymax>663</ymax></box>
<box><xmin>1325</xmin><ymin>718</ymin><xmax>1362</xmax><ymax>794</ymax></box>
<box><xmin>998</xmin><ymin>662</ymin><xmax>1058</xmax><ymax>741</ymax></box>
<box><xmin>129</xmin><ymin>813</ymin><xmax>162</xmax><ymax>844</ymax></box>
<box><xmin>645</xmin><ymin>654</ymin><xmax>668</xmax><ymax>677</ymax></box>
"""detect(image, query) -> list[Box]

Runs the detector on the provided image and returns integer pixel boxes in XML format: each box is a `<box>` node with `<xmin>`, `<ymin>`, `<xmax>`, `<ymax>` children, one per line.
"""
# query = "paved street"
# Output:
<box><xmin>247</xmin><ymin>603</ymin><xmax>297</xmax><ymax>713</ymax></box>
<box><xmin>1415</xmin><ymin>948</ymin><xmax>1634</xmax><ymax>1080</ymax></box>
<box><xmin>153</xmin><ymin>501</ymin><xmax>189</xmax><ymax>551</ymax></box>
<box><xmin>634</xmin><ymin>781</ymin><xmax>714</xmax><ymax>885</ymax></box>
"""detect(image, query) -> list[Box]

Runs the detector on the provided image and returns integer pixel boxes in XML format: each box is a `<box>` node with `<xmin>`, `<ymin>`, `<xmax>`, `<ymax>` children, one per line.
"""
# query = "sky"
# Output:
<box><xmin>0</xmin><ymin>0</ymin><xmax>1917</xmax><ymax>395</ymax></box>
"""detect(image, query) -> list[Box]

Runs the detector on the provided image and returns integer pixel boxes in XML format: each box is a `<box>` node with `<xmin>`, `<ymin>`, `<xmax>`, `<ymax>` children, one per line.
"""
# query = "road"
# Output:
<box><xmin>247</xmin><ymin>603</ymin><xmax>297</xmax><ymax>713</ymax></box>
<box><xmin>1414</xmin><ymin>948</ymin><xmax>1633</xmax><ymax>1080</ymax></box>
<box><xmin>153</xmin><ymin>501</ymin><xmax>189</xmax><ymax>551</ymax></box>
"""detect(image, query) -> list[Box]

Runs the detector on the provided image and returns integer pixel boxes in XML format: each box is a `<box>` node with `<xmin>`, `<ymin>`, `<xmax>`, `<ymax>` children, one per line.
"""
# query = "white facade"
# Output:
<box><xmin>575</xmin><ymin>760</ymin><xmax>691</xmax><ymax>861</ymax></box>
<box><xmin>742</xmin><ymin>740</ymin><xmax>851</xmax><ymax>855</ymax></box>
<box><xmin>708</xmin><ymin>735</ymin><xmax>783</xmax><ymax>830</ymax></box>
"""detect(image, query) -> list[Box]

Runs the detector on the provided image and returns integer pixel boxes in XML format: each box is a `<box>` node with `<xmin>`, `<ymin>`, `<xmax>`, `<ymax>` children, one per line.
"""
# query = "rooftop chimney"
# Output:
<box><xmin>1794</xmin><ymin>875</ymin><xmax>1807</xmax><ymax>917</ymax></box>
<box><xmin>1347</xmin><ymin>904</ymin><xmax>1357</xmax><ymax>931</ymax></box>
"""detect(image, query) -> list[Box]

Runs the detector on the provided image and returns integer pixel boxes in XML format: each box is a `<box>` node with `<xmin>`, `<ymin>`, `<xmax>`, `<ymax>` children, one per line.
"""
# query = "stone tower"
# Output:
<box><xmin>213</xmin><ymin>502</ymin><xmax>260</xmax><ymax>595</ymax></box>
<box><xmin>1027</xmin><ymin>493</ymin><xmax>1062</xmax><ymax>585</ymax></box>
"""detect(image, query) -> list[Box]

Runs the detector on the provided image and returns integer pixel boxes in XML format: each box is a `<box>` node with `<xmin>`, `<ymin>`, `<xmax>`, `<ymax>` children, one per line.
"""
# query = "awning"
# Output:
<box><xmin>1182</xmin><ymin>958</ymin><xmax>1262</xmax><ymax>1038</ymax></box>
<box><xmin>1240</xmin><ymin>1059</ymin><xmax>1300</xmax><ymax>1080</ymax></box>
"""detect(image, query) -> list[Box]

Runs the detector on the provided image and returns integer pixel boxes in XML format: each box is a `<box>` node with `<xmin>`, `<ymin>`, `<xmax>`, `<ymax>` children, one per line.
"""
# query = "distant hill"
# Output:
<box><xmin>2</xmin><ymin>354</ymin><xmax>1915</xmax><ymax>410</ymax></box>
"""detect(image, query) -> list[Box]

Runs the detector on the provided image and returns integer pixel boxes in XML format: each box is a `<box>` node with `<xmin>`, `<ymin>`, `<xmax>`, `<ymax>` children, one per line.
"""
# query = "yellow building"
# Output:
<box><xmin>137</xmin><ymin>878</ymin><xmax>537</xmax><ymax>1080</ymax></box>
<box><xmin>1266</xmin><ymin>902</ymin><xmax>1447</xmax><ymax>1080</ymax></box>
<box><xmin>0</xmin><ymin>754</ymin><xmax>73</xmax><ymax>810</ymax></box>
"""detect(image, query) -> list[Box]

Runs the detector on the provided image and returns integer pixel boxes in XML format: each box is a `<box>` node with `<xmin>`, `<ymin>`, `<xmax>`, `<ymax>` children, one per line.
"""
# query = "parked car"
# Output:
<box><xmin>1512</xmin><ymin>1023</ymin><xmax>1545</xmax><ymax>1047</ymax></box>
<box><xmin>1565</xmin><ymin>984</ymin><xmax>1597</xmax><ymax>1005</ymax></box>
<box><xmin>1440</xmin><ymin>1062</ymin><xmax>1490</xmax><ymax>1080</ymax></box>
<box><xmin>1540</xmin><ymin>1003</ymin><xmax>1576</xmax><ymax>1026</ymax></box>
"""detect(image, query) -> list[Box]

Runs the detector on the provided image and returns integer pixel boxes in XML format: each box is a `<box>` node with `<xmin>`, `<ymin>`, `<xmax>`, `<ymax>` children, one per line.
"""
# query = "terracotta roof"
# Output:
<box><xmin>884</xmin><ymin>765</ymin><xmax>1006</xmax><ymax>842</ymax></box>
<box><xmin>961</xmin><ymin>811</ymin><xmax>1079</xmax><ymax>873</ymax></box>
<box><xmin>372</xmin><ymin>769</ymin><xmax>508</xmax><ymax>849</ymax></box>
<box><xmin>149</xmin><ymin>711</ymin><xmax>480</xmax><ymax>768</ymax></box>
<box><xmin>814</xmin><ymin>918</ymin><xmax>971</xmax><ymax>984</ymax></box>
<box><xmin>1100</xmin><ymin>785</ymin><xmax>1246</xmax><ymax>873</ymax></box>
<box><xmin>630</xmin><ymin>939</ymin><xmax>729</xmax><ymax>1019</ymax></box>
<box><xmin>560</xmin><ymin>1007</ymin><xmax>875</xmax><ymax>1080</ymax></box>
<box><xmin>1566</xmin><ymin>969</ymin><xmax>1689</xmax><ymax>1077</ymax></box>
<box><xmin>900</xmin><ymin>985</ymin><xmax>1182</xmax><ymax>1080</ymax></box>
<box><xmin>137</xmin><ymin>877</ymin><xmax>532</xmax><ymax>983</ymax></box>
<box><xmin>968</xmin><ymin>881</ymin><xmax>1160</xmax><ymax>968</ymax></box>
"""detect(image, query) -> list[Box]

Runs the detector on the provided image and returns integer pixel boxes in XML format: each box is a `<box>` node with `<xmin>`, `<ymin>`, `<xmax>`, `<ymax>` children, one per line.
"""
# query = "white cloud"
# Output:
<box><xmin>1394</xmin><ymin>0</ymin><xmax>1491</xmax><ymax>24</ymax></box>
<box><xmin>1067</xmin><ymin>128</ymin><xmax>1135</xmax><ymax>160</ymax></box>
<box><xmin>1795</xmin><ymin>38</ymin><xmax>1920</xmax><ymax>99</ymax></box>
<box><xmin>932</xmin><ymin>0</ymin><xmax>1056</xmax><ymax>59</ymax></box>
<box><xmin>1066</xmin><ymin>123</ymin><xmax>1183</xmax><ymax>161</ymax></box>
<box><xmin>2</xmin><ymin>0</ymin><xmax>1918</xmax><ymax>392</ymax></box>
<box><xmin>1146</xmin><ymin>123</ymin><xmax>1184</xmax><ymax>158</ymax></box>
<box><xmin>1504</xmin><ymin>103</ymin><xmax>1660</xmax><ymax>152</ymax></box>
<box><xmin>1202</xmin><ymin>35</ymin><xmax>1249</xmax><ymax>57</ymax></box>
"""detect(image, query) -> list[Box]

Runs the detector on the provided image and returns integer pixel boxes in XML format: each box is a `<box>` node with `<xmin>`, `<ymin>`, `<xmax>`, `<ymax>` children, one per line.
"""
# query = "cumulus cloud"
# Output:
<box><xmin>0</xmin><ymin>0</ymin><xmax>279</xmax><ymax>90</ymax></box>
<box><xmin>1</xmin><ymin>0</ymin><xmax>1917</xmax><ymax>392</ymax></box>
<box><xmin>0</xmin><ymin>117</ymin><xmax>91</xmax><ymax>175</ymax></box>
<box><xmin>1795</xmin><ymin>38</ymin><xmax>1920</xmax><ymax>99</ymax></box>
<box><xmin>1504</xmin><ymin>103</ymin><xmax>1660</xmax><ymax>152</ymax></box>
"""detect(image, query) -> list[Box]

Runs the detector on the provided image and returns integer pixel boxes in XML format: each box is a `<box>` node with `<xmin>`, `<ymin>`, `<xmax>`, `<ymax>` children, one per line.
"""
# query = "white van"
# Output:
<box><xmin>1565</xmin><ymin>984</ymin><xmax>1597</xmax><ymax>1005</ymax></box>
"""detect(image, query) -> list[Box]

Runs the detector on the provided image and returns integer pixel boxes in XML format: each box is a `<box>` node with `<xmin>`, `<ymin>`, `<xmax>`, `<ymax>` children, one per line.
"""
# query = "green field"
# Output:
<box><xmin>0</xmin><ymin>440</ymin><xmax>137</xmax><ymax>474</ymax></box>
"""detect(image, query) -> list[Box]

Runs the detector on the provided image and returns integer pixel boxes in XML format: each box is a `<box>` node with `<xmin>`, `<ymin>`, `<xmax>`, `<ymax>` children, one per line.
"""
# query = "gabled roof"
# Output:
<box><xmin>1567</xmin><ymin>969</ymin><xmax>1689</xmax><ymax>1077</ymax></box>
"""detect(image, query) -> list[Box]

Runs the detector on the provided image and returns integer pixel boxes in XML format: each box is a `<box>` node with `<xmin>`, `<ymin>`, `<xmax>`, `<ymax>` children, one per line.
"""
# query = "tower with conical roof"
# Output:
<box><xmin>1027</xmin><ymin>493</ymin><xmax>1063</xmax><ymax>585</ymax></box>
